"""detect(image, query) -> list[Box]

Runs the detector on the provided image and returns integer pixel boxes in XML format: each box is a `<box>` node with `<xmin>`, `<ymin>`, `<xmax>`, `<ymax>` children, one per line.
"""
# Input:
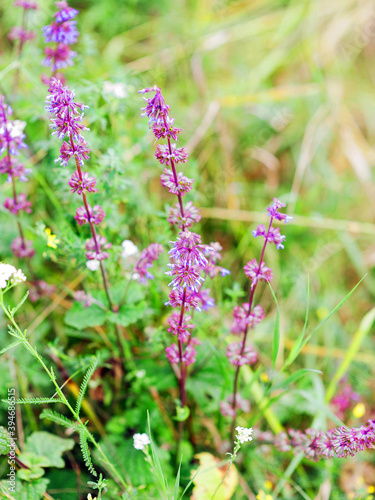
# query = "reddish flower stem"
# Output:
<box><xmin>69</xmin><ymin>134</ymin><xmax>113</xmax><ymax>311</ymax></box>
<box><xmin>230</xmin><ymin>216</ymin><xmax>274</xmax><ymax>439</ymax></box>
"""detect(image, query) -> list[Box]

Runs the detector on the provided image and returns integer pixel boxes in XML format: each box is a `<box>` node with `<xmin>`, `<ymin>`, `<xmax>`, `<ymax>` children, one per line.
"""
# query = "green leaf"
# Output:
<box><xmin>147</xmin><ymin>411</ymin><xmax>169</xmax><ymax>497</ymax></box>
<box><xmin>174</xmin><ymin>406</ymin><xmax>190</xmax><ymax>422</ymax></box>
<box><xmin>272</xmin><ymin>369</ymin><xmax>322</xmax><ymax>391</ymax></box>
<box><xmin>0</xmin><ymin>427</ymin><xmax>10</xmax><ymax>455</ymax></box>
<box><xmin>11</xmin><ymin>291</ymin><xmax>29</xmax><ymax>315</ymax></box>
<box><xmin>23</xmin><ymin>431</ymin><xmax>75</xmax><ymax>468</ymax></box>
<box><xmin>17</xmin><ymin>452</ymin><xmax>46</xmax><ymax>480</ymax></box>
<box><xmin>7</xmin><ymin>478</ymin><xmax>50</xmax><ymax>500</ymax></box>
<box><xmin>0</xmin><ymin>340</ymin><xmax>23</xmax><ymax>355</ymax></box>
<box><xmin>64</xmin><ymin>302</ymin><xmax>107</xmax><ymax>329</ymax></box>
<box><xmin>107</xmin><ymin>302</ymin><xmax>146</xmax><ymax>327</ymax></box>
<box><xmin>76</xmin><ymin>357</ymin><xmax>98</xmax><ymax>416</ymax></box>
<box><xmin>40</xmin><ymin>409</ymin><xmax>78</xmax><ymax>431</ymax></box>
<box><xmin>268</xmin><ymin>283</ymin><xmax>280</xmax><ymax>369</ymax></box>
<box><xmin>286</xmin><ymin>276</ymin><xmax>365</xmax><ymax>367</ymax></box>
<box><xmin>173</xmin><ymin>456</ymin><xmax>182</xmax><ymax>500</ymax></box>
<box><xmin>13</xmin><ymin>397</ymin><xmax>63</xmax><ymax>405</ymax></box>
<box><xmin>79</xmin><ymin>429</ymin><xmax>97</xmax><ymax>477</ymax></box>
<box><xmin>284</xmin><ymin>275</ymin><xmax>309</xmax><ymax>368</ymax></box>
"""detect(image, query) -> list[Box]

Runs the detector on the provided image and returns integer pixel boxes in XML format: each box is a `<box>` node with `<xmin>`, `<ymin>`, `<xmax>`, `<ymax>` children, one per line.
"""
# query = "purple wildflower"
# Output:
<box><xmin>85</xmin><ymin>236</ymin><xmax>112</xmax><ymax>261</ymax></box>
<box><xmin>169</xmin><ymin>231</ymin><xmax>207</xmax><ymax>266</ymax></box>
<box><xmin>226</xmin><ymin>342</ymin><xmax>257</xmax><ymax>366</ymax></box>
<box><xmin>4</xmin><ymin>193</ymin><xmax>32</xmax><ymax>214</ymax></box>
<box><xmin>11</xmin><ymin>237</ymin><xmax>35</xmax><ymax>258</ymax></box>
<box><xmin>160</xmin><ymin>169</ymin><xmax>194</xmax><ymax>196</ymax></box>
<box><xmin>166</xmin><ymin>343</ymin><xmax>197</xmax><ymax>366</ymax></box>
<box><xmin>75</xmin><ymin>204</ymin><xmax>105</xmax><ymax>226</ymax></box>
<box><xmin>29</xmin><ymin>280</ymin><xmax>56</xmax><ymax>302</ymax></box>
<box><xmin>8</xmin><ymin>27</ymin><xmax>35</xmax><ymax>42</ymax></box>
<box><xmin>58</xmin><ymin>136</ymin><xmax>90</xmax><ymax>167</ymax></box>
<box><xmin>168</xmin><ymin>312</ymin><xmax>195</xmax><ymax>341</ymax></box>
<box><xmin>0</xmin><ymin>96</ymin><xmax>34</xmax><ymax>259</ymax></box>
<box><xmin>166</xmin><ymin>262</ymin><xmax>204</xmax><ymax>291</ymax></box>
<box><xmin>228</xmin><ymin>199</ymin><xmax>291</xmax><ymax>426</ymax></box>
<box><xmin>243</xmin><ymin>258</ymin><xmax>273</xmax><ymax>285</ymax></box>
<box><xmin>165</xmin><ymin>288</ymin><xmax>200</xmax><ymax>311</ymax></box>
<box><xmin>42</xmin><ymin>1</ymin><xmax>78</xmax><ymax>79</ymax></box>
<box><xmin>69</xmin><ymin>171</ymin><xmax>97</xmax><ymax>194</ymax></box>
<box><xmin>267</xmin><ymin>198</ymin><xmax>293</xmax><ymax>223</ymax></box>
<box><xmin>155</xmin><ymin>143</ymin><xmax>188</xmax><ymax>166</ymax></box>
<box><xmin>134</xmin><ymin>243</ymin><xmax>164</xmax><ymax>282</ymax></box>
<box><xmin>168</xmin><ymin>201</ymin><xmax>201</xmax><ymax>228</ymax></box>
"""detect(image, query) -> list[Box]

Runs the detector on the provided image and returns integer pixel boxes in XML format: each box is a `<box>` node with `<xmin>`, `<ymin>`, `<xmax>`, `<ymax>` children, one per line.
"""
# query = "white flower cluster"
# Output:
<box><xmin>121</xmin><ymin>240</ymin><xmax>138</xmax><ymax>259</ymax></box>
<box><xmin>0</xmin><ymin>263</ymin><xmax>26</xmax><ymax>289</ymax></box>
<box><xmin>86</xmin><ymin>259</ymin><xmax>100</xmax><ymax>271</ymax></box>
<box><xmin>133</xmin><ymin>432</ymin><xmax>150</xmax><ymax>450</ymax></box>
<box><xmin>235</xmin><ymin>426</ymin><xmax>253</xmax><ymax>444</ymax></box>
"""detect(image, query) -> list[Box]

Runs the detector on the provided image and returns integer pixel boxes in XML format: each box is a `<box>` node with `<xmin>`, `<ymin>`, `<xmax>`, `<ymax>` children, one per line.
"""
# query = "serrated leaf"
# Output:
<box><xmin>64</xmin><ymin>302</ymin><xmax>107</xmax><ymax>329</ymax></box>
<box><xmin>79</xmin><ymin>429</ymin><xmax>97</xmax><ymax>477</ymax></box>
<box><xmin>14</xmin><ymin>397</ymin><xmax>63</xmax><ymax>405</ymax></box>
<box><xmin>7</xmin><ymin>478</ymin><xmax>49</xmax><ymax>500</ymax></box>
<box><xmin>76</xmin><ymin>357</ymin><xmax>98</xmax><ymax>416</ymax></box>
<box><xmin>23</xmin><ymin>431</ymin><xmax>75</xmax><ymax>468</ymax></box>
<box><xmin>40</xmin><ymin>409</ymin><xmax>78</xmax><ymax>431</ymax></box>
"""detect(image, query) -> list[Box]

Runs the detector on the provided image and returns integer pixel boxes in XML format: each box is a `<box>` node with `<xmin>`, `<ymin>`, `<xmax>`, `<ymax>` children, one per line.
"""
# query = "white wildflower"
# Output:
<box><xmin>0</xmin><ymin>263</ymin><xmax>17</xmax><ymax>288</ymax></box>
<box><xmin>131</xmin><ymin>272</ymin><xmax>140</xmax><ymax>281</ymax></box>
<box><xmin>133</xmin><ymin>433</ymin><xmax>151</xmax><ymax>450</ymax></box>
<box><xmin>10</xmin><ymin>269</ymin><xmax>26</xmax><ymax>284</ymax></box>
<box><xmin>87</xmin><ymin>495</ymin><xmax>97</xmax><ymax>500</ymax></box>
<box><xmin>86</xmin><ymin>259</ymin><xmax>100</xmax><ymax>271</ymax></box>
<box><xmin>103</xmin><ymin>81</ymin><xmax>127</xmax><ymax>99</ymax></box>
<box><xmin>235</xmin><ymin>426</ymin><xmax>253</xmax><ymax>444</ymax></box>
<box><xmin>121</xmin><ymin>240</ymin><xmax>139</xmax><ymax>258</ymax></box>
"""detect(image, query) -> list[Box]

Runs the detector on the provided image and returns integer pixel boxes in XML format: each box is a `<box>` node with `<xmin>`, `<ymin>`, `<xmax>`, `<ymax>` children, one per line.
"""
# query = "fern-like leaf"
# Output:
<box><xmin>14</xmin><ymin>397</ymin><xmax>64</xmax><ymax>405</ymax></box>
<box><xmin>11</xmin><ymin>291</ymin><xmax>30</xmax><ymax>316</ymax></box>
<box><xmin>40</xmin><ymin>409</ymin><xmax>79</xmax><ymax>431</ymax></box>
<box><xmin>79</xmin><ymin>429</ymin><xmax>97</xmax><ymax>477</ymax></box>
<box><xmin>0</xmin><ymin>340</ymin><xmax>23</xmax><ymax>355</ymax></box>
<box><xmin>75</xmin><ymin>357</ymin><xmax>98</xmax><ymax>416</ymax></box>
<box><xmin>7</xmin><ymin>325</ymin><xmax>21</xmax><ymax>339</ymax></box>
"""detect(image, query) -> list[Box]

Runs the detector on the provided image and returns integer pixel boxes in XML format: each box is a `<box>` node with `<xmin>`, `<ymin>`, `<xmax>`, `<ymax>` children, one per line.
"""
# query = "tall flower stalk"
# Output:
<box><xmin>0</xmin><ymin>96</ymin><xmax>34</xmax><ymax>261</ymax></box>
<box><xmin>9</xmin><ymin>0</ymin><xmax>37</xmax><ymax>58</ymax></box>
<box><xmin>226</xmin><ymin>199</ymin><xmax>292</xmax><ymax>438</ymax></box>
<box><xmin>138</xmin><ymin>87</ymin><xmax>228</xmax><ymax>413</ymax></box>
<box><xmin>45</xmin><ymin>78</ymin><xmax>114</xmax><ymax>309</ymax></box>
<box><xmin>42</xmin><ymin>0</ymin><xmax>79</xmax><ymax>83</ymax></box>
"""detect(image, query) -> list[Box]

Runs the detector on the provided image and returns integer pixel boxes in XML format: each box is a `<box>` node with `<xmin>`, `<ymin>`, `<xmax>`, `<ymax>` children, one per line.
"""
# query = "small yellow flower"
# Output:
<box><xmin>45</xmin><ymin>228</ymin><xmax>60</xmax><ymax>249</ymax></box>
<box><xmin>369</xmin><ymin>486</ymin><xmax>375</xmax><ymax>494</ymax></box>
<box><xmin>353</xmin><ymin>403</ymin><xmax>366</xmax><ymax>419</ymax></box>
<box><xmin>261</xmin><ymin>372</ymin><xmax>269</xmax><ymax>383</ymax></box>
<box><xmin>264</xmin><ymin>480</ymin><xmax>273</xmax><ymax>491</ymax></box>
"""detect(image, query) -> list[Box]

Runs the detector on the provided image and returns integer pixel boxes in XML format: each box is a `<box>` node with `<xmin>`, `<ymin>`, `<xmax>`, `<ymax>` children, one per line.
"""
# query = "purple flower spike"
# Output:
<box><xmin>54</xmin><ymin>1</ymin><xmax>79</xmax><ymax>23</ymax></box>
<box><xmin>134</xmin><ymin>243</ymin><xmax>164</xmax><ymax>282</ymax></box>
<box><xmin>4</xmin><ymin>193</ymin><xmax>32</xmax><ymax>215</ymax></box>
<box><xmin>168</xmin><ymin>201</ymin><xmax>201</xmax><ymax>228</ymax></box>
<box><xmin>75</xmin><ymin>204</ymin><xmax>105</xmax><ymax>226</ymax></box>
<box><xmin>226</xmin><ymin>342</ymin><xmax>257</xmax><ymax>366</ymax></box>
<box><xmin>11</xmin><ymin>237</ymin><xmax>35</xmax><ymax>258</ymax></box>
<box><xmin>42</xmin><ymin>20</ymin><xmax>78</xmax><ymax>45</ymax></box>
<box><xmin>58</xmin><ymin>136</ymin><xmax>90</xmax><ymax>167</ymax></box>
<box><xmin>244</xmin><ymin>258</ymin><xmax>273</xmax><ymax>284</ymax></box>
<box><xmin>155</xmin><ymin>144</ymin><xmax>188</xmax><ymax>166</ymax></box>
<box><xmin>267</xmin><ymin>198</ymin><xmax>293</xmax><ymax>223</ymax></box>
<box><xmin>166</xmin><ymin>343</ymin><xmax>197</xmax><ymax>366</ymax></box>
<box><xmin>160</xmin><ymin>168</ymin><xmax>194</xmax><ymax>196</ymax></box>
<box><xmin>8</xmin><ymin>27</ymin><xmax>35</xmax><ymax>42</ymax></box>
<box><xmin>166</xmin><ymin>262</ymin><xmax>204</xmax><ymax>291</ymax></box>
<box><xmin>69</xmin><ymin>171</ymin><xmax>97</xmax><ymax>195</ymax></box>
<box><xmin>85</xmin><ymin>236</ymin><xmax>111</xmax><ymax>261</ymax></box>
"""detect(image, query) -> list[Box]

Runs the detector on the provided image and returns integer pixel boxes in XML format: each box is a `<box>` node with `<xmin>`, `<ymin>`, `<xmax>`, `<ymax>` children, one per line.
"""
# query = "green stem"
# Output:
<box><xmin>0</xmin><ymin>293</ymin><xmax>128</xmax><ymax>491</ymax></box>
